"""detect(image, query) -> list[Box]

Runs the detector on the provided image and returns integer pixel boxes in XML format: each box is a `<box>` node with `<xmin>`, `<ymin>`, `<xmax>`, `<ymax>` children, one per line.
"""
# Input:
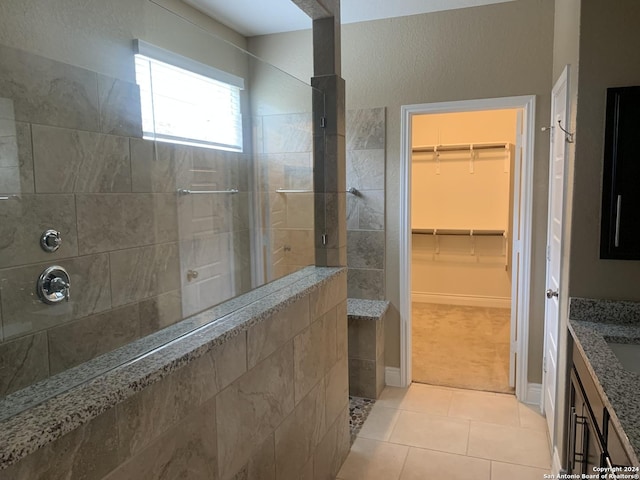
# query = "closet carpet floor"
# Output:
<box><xmin>412</xmin><ymin>303</ymin><xmax>513</xmax><ymax>394</ymax></box>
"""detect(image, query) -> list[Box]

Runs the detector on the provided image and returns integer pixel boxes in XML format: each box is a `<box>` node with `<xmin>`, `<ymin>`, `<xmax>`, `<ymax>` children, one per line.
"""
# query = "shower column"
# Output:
<box><xmin>292</xmin><ymin>0</ymin><xmax>347</xmax><ymax>267</ymax></box>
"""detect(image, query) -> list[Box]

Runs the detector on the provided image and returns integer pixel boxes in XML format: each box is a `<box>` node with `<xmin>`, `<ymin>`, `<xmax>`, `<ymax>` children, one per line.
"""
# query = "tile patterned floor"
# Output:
<box><xmin>337</xmin><ymin>383</ymin><xmax>552</xmax><ymax>480</ymax></box>
<box><xmin>412</xmin><ymin>303</ymin><xmax>513</xmax><ymax>393</ymax></box>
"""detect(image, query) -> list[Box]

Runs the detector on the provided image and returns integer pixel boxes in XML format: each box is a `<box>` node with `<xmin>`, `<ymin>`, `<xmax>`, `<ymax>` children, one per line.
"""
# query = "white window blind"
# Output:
<box><xmin>134</xmin><ymin>40</ymin><xmax>244</xmax><ymax>152</ymax></box>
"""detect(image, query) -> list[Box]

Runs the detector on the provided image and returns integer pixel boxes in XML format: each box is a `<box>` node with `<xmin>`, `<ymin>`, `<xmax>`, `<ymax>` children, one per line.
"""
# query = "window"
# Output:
<box><xmin>134</xmin><ymin>40</ymin><xmax>244</xmax><ymax>152</ymax></box>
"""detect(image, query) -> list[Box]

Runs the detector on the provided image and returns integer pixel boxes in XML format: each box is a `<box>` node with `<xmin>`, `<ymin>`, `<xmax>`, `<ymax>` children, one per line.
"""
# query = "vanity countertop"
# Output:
<box><xmin>569</xmin><ymin>297</ymin><xmax>640</xmax><ymax>466</ymax></box>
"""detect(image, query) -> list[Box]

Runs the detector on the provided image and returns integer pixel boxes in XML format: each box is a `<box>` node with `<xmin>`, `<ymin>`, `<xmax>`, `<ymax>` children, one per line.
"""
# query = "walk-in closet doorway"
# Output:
<box><xmin>399</xmin><ymin>96</ymin><xmax>537</xmax><ymax>402</ymax></box>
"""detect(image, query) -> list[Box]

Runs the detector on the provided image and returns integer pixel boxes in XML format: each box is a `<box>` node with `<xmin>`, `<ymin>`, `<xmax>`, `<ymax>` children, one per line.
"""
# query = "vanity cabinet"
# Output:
<box><xmin>600</xmin><ymin>86</ymin><xmax>640</xmax><ymax>259</ymax></box>
<box><xmin>568</xmin><ymin>369</ymin><xmax>605</xmax><ymax>473</ymax></box>
<box><xmin>567</xmin><ymin>346</ymin><xmax>633</xmax><ymax>474</ymax></box>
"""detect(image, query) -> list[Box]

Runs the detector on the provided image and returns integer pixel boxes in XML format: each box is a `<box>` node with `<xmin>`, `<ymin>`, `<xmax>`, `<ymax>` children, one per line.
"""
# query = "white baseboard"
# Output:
<box><xmin>411</xmin><ymin>292</ymin><xmax>511</xmax><ymax>309</ymax></box>
<box><xmin>385</xmin><ymin>367</ymin><xmax>402</xmax><ymax>387</ymax></box>
<box><xmin>524</xmin><ymin>383</ymin><xmax>542</xmax><ymax>407</ymax></box>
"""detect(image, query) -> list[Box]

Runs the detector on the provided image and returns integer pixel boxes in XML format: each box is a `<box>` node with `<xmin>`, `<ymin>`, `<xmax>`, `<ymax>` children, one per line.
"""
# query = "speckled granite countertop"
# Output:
<box><xmin>347</xmin><ymin>299</ymin><xmax>389</xmax><ymax>321</ymax></box>
<box><xmin>568</xmin><ymin>297</ymin><xmax>640</xmax><ymax>466</ymax></box>
<box><xmin>0</xmin><ymin>266</ymin><xmax>346</xmax><ymax>470</ymax></box>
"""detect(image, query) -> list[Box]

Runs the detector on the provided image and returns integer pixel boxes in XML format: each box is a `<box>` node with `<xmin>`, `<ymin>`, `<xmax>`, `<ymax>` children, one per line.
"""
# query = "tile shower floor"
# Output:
<box><xmin>338</xmin><ymin>383</ymin><xmax>551</xmax><ymax>480</ymax></box>
<box><xmin>412</xmin><ymin>303</ymin><xmax>513</xmax><ymax>393</ymax></box>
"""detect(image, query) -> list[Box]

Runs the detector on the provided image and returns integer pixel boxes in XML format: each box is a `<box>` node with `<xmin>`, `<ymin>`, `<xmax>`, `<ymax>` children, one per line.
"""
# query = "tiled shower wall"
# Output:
<box><xmin>255</xmin><ymin>113</ymin><xmax>315</xmax><ymax>280</ymax></box>
<box><xmin>346</xmin><ymin>108</ymin><xmax>386</xmax><ymax>300</ymax></box>
<box><xmin>0</xmin><ymin>43</ymin><xmax>252</xmax><ymax>395</ymax></box>
<box><xmin>0</xmin><ymin>271</ymin><xmax>350</xmax><ymax>480</ymax></box>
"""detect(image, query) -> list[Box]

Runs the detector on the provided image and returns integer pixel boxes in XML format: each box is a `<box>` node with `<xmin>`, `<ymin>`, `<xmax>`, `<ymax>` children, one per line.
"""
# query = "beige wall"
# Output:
<box><xmin>411</xmin><ymin>110</ymin><xmax>516</xmax><ymax>301</ymax></box>
<box><xmin>568</xmin><ymin>0</ymin><xmax>640</xmax><ymax>300</ymax></box>
<box><xmin>250</xmin><ymin>0</ymin><xmax>555</xmax><ymax>382</ymax></box>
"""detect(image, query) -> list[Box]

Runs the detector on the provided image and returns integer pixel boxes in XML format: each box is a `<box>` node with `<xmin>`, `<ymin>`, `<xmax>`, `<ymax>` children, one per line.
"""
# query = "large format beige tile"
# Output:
<box><xmin>314</xmin><ymin>406</ymin><xmax>351</xmax><ymax>480</ymax></box>
<box><xmin>490</xmin><ymin>461</ymin><xmax>551</xmax><ymax>480</ymax></box>
<box><xmin>337</xmin><ymin>438</ymin><xmax>408</xmax><ymax>480</ymax></box>
<box><xmin>518</xmin><ymin>403</ymin><xmax>548</xmax><ymax>431</ymax></box>
<box><xmin>274</xmin><ymin>381</ymin><xmax>326</xmax><ymax>480</ymax></box>
<box><xmin>0</xmin><ymin>254</ymin><xmax>112</xmax><ymax>339</ymax></box>
<box><xmin>399</xmin><ymin>447</ymin><xmax>490</xmax><ymax>480</ymax></box>
<box><xmin>0</xmin><ymin>194</ymin><xmax>79</xmax><ymax>268</ymax></box>
<box><xmin>448</xmin><ymin>390</ymin><xmax>519</xmax><ymax>426</ymax></box>
<box><xmin>467</xmin><ymin>421</ymin><xmax>551</xmax><ymax>468</ymax></box>
<box><xmin>216</xmin><ymin>343</ymin><xmax>295</xmax><ymax>480</ymax></box>
<box><xmin>32</xmin><ymin>125</ymin><xmax>131</xmax><ymax>193</ymax></box>
<box><xmin>0</xmin><ymin>409</ymin><xmax>118</xmax><ymax>480</ymax></box>
<box><xmin>0</xmin><ymin>43</ymin><xmax>99</xmax><ymax>131</ymax></box>
<box><xmin>107</xmin><ymin>398</ymin><xmax>217</xmax><ymax>480</ymax></box>
<box><xmin>388</xmin><ymin>410</ymin><xmax>470</xmax><ymax>455</ymax></box>
<box><xmin>357</xmin><ymin>405</ymin><xmax>401</xmax><ymax>442</ymax></box>
<box><xmin>76</xmin><ymin>193</ymin><xmax>178</xmax><ymax>254</ymax></box>
<box><xmin>48</xmin><ymin>304</ymin><xmax>140</xmax><ymax>374</ymax></box>
<box><xmin>247</xmin><ymin>296</ymin><xmax>310</xmax><ymax>369</ymax></box>
<box><xmin>109</xmin><ymin>243</ymin><xmax>180</xmax><ymax>307</ymax></box>
<box><xmin>376</xmin><ymin>383</ymin><xmax>453</xmax><ymax>416</ymax></box>
<box><xmin>0</xmin><ymin>332</ymin><xmax>49</xmax><ymax>396</ymax></box>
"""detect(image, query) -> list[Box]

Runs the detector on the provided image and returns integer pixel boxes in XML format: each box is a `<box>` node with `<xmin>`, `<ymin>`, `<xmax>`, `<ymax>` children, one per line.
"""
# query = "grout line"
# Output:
<box><xmin>395</xmin><ymin>445</ymin><xmax>411</xmax><ymax>480</ymax></box>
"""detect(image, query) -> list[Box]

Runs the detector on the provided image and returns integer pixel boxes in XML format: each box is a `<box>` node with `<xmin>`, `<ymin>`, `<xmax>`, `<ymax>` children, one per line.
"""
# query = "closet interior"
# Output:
<box><xmin>411</xmin><ymin>109</ymin><xmax>518</xmax><ymax>393</ymax></box>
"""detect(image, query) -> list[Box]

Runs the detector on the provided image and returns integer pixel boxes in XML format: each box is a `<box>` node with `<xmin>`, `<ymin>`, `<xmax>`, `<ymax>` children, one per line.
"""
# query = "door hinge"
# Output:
<box><xmin>546</xmin><ymin>245</ymin><xmax>551</xmax><ymax>261</ymax></box>
<box><xmin>320</xmin><ymin>117</ymin><xmax>327</xmax><ymax>128</ymax></box>
<box><xmin>543</xmin><ymin>355</ymin><xmax>547</xmax><ymax>374</ymax></box>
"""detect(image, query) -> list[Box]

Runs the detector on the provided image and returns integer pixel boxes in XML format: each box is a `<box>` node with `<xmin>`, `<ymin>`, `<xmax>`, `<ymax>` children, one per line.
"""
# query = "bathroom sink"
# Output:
<box><xmin>606</xmin><ymin>341</ymin><xmax>640</xmax><ymax>374</ymax></box>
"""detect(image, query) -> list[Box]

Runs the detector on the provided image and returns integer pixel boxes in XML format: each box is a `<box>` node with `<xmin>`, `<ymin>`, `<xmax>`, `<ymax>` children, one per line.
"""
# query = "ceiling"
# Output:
<box><xmin>183</xmin><ymin>0</ymin><xmax>517</xmax><ymax>37</ymax></box>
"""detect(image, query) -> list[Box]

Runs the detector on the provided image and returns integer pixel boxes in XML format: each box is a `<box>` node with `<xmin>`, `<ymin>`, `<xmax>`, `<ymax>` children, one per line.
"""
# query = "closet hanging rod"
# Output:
<box><xmin>177</xmin><ymin>188</ymin><xmax>239</xmax><ymax>195</ymax></box>
<box><xmin>412</xmin><ymin>228</ymin><xmax>505</xmax><ymax>237</ymax></box>
<box><xmin>412</xmin><ymin>142</ymin><xmax>509</xmax><ymax>153</ymax></box>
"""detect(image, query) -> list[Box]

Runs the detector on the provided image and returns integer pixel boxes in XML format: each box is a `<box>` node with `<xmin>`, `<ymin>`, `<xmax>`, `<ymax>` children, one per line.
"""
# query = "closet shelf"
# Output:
<box><xmin>412</xmin><ymin>228</ymin><xmax>505</xmax><ymax>237</ymax></box>
<box><xmin>412</xmin><ymin>142</ymin><xmax>510</xmax><ymax>153</ymax></box>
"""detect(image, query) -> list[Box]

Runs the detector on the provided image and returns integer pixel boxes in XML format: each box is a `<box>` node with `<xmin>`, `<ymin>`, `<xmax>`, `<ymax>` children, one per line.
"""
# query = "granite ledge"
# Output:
<box><xmin>568</xmin><ymin>300</ymin><xmax>640</xmax><ymax>466</ymax></box>
<box><xmin>347</xmin><ymin>298</ymin><xmax>389</xmax><ymax>321</ymax></box>
<box><xmin>0</xmin><ymin>266</ymin><xmax>346</xmax><ymax>470</ymax></box>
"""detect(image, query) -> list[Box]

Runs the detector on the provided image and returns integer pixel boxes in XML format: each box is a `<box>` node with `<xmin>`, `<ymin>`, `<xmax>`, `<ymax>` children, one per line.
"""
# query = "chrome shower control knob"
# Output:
<box><xmin>40</xmin><ymin>229</ymin><xmax>62</xmax><ymax>252</ymax></box>
<box><xmin>37</xmin><ymin>266</ymin><xmax>71</xmax><ymax>304</ymax></box>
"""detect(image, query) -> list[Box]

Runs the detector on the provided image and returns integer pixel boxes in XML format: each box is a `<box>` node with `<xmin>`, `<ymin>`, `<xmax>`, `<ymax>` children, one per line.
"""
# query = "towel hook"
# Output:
<box><xmin>557</xmin><ymin>119</ymin><xmax>574</xmax><ymax>143</ymax></box>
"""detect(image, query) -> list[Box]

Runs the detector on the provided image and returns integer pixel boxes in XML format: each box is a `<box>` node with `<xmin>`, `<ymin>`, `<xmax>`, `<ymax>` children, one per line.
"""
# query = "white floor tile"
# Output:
<box><xmin>357</xmin><ymin>405</ymin><xmax>401</xmax><ymax>441</ymax></box>
<box><xmin>400</xmin><ymin>447</ymin><xmax>491</xmax><ymax>480</ymax></box>
<box><xmin>491</xmin><ymin>461</ymin><xmax>551</xmax><ymax>480</ymax></box>
<box><xmin>448</xmin><ymin>390</ymin><xmax>519</xmax><ymax>426</ymax></box>
<box><xmin>345</xmin><ymin>386</ymin><xmax>554</xmax><ymax>479</ymax></box>
<box><xmin>518</xmin><ymin>403</ymin><xmax>549</xmax><ymax>431</ymax></box>
<box><xmin>388</xmin><ymin>410</ymin><xmax>470</xmax><ymax>455</ymax></box>
<box><xmin>337</xmin><ymin>437</ymin><xmax>409</xmax><ymax>480</ymax></box>
<box><xmin>467</xmin><ymin>421</ymin><xmax>551</xmax><ymax>468</ymax></box>
<box><xmin>376</xmin><ymin>383</ymin><xmax>453</xmax><ymax>416</ymax></box>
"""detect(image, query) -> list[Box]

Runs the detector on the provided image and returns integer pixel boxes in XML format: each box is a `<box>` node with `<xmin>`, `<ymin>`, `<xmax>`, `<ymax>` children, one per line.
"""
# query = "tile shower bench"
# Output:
<box><xmin>0</xmin><ymin>266</ymin><xmax>350</xmax><ymax>480</ymax></box>
<box><xmin>347</xmin><ymin>298</ymin><xmax>389</xmax><ymax>399</ymax></box>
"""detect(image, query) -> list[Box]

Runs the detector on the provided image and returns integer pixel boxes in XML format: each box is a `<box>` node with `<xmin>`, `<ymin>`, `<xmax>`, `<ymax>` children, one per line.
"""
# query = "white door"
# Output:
<box><xmin>542</xmin><ymin>65</ymin><xmax>570</xmax><ymax>443</ymax></box>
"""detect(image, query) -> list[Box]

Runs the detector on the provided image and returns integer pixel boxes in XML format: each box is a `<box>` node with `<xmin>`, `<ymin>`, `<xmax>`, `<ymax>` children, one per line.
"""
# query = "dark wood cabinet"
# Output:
<box><xmin>567</xmin><ymin>346</ymin><xmax>633</xmax><ymax>474</ymax></box>
<box><xmin>601</xmin><ymin>86</ymin><xmax>640</xmax><ymax>259</ymax></box>
<box><xmin>568</xmin><ymin>369</ymin><xmax>605</xmax><ymax>474</ymax></box>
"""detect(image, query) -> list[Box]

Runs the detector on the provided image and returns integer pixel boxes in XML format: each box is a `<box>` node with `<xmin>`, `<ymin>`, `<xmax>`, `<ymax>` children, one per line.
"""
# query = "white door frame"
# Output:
<box><xmin>399</xmin><ymin>95</ymin><xmax>536</xmax><ymax>402</ymax></box>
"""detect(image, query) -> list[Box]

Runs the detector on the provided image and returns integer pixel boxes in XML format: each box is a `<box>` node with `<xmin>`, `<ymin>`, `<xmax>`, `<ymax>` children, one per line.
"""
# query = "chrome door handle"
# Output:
<box><xmin>546</xmin><ymin>289</ymin><xmax>559</xmax><ymax>299</ymax></box>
